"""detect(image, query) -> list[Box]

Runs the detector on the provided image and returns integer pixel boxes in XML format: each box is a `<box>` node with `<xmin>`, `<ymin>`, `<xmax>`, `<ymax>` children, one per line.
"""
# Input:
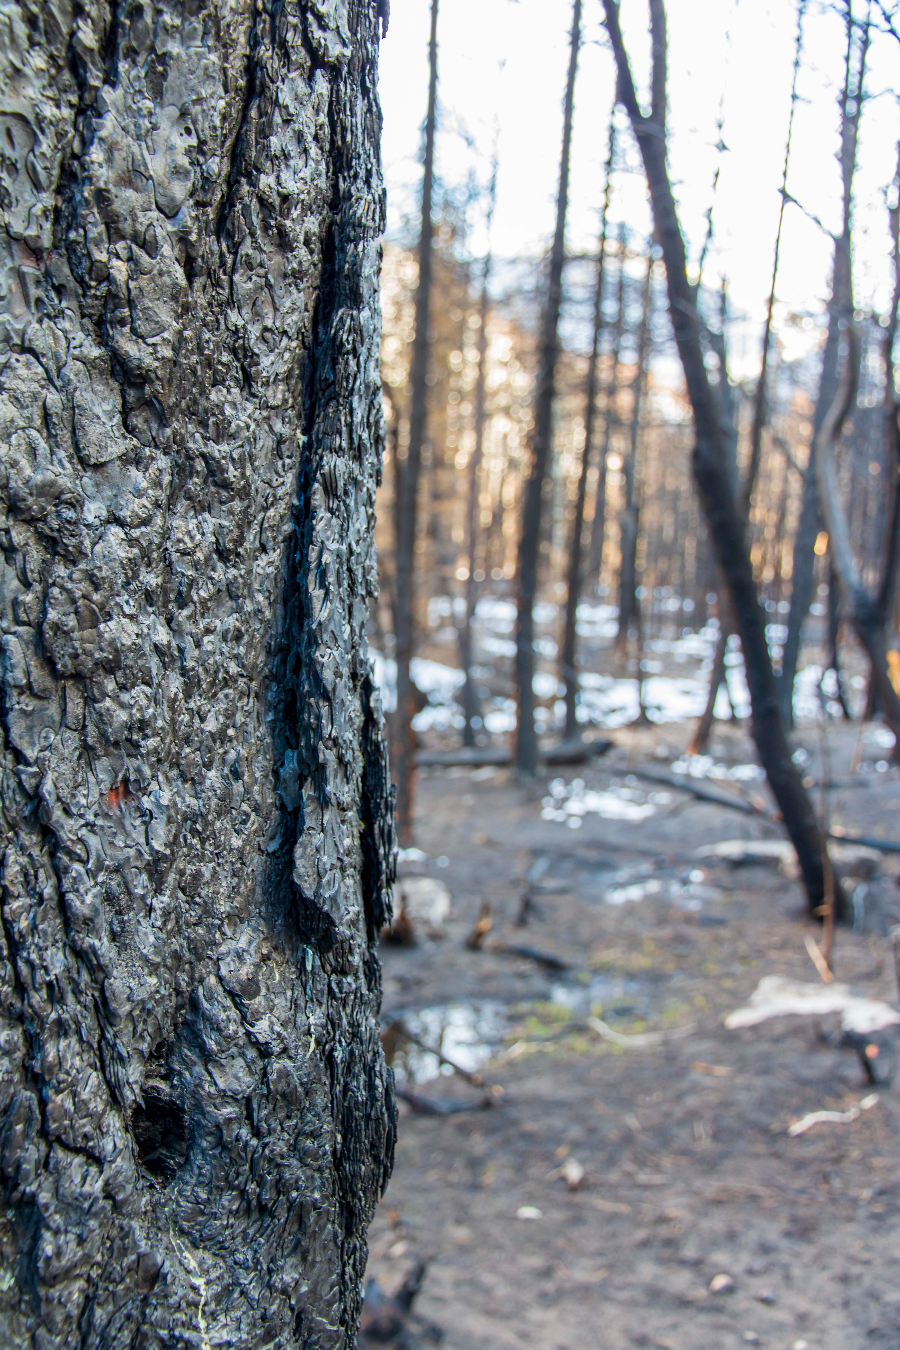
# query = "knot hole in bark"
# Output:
<box><xmin>132</xmin><ymin>1086</ymin><xmax>189</xmax><ymax>1183</ymax></box>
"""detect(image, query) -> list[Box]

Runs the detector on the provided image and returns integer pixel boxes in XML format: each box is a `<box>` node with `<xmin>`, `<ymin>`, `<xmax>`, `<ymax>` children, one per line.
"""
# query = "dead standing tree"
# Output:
<box><xmin>587</xmin><ymin>220</ymin><xmax>628</xmax><ymax>590</ymax></box>
<box><xmin>393</xmin><ymin>0</ymin><xmax>439</xmax><ymax>839</ymax></box>
<box><xmin>0</xmin><ymin>0</ymin><xmax>396</xmax><ymax>1343</ymax></box>
<box><xmin>690</xmin><ymin>0</ymin><xmax>806</xmax><ymax>755</ymax></box>
<box><xmin>515</xmin><ymin>0</ymin><xmax>581</xmax><ymax>773</ymax></box>
<box><xmin>615</xmin><ymin>247</ymin><xmax>653</xmax><ymax>661</ymax></box>
<box><xmin>561</xmin><ymin>118</ymin><xmax>615</xmax><ymax>740</ymax></box>
<box><xmin>779</xmin><ymin>0</ymin><xmax>868</xmax><ymax>727</ymax></box>
<box><xmin>602</xmin><ymin>0</ymin><xmax>845</xmax><ymax>919</ymax></box>
<box><xmin>459</xmin><ymin>158</ymin><xmax>498</xmax><ymax>747</ymax></box>
<box><xmin>816</xmin><ymin>332</ymin><xmax>900</xmax><ymax>747</ymax></box>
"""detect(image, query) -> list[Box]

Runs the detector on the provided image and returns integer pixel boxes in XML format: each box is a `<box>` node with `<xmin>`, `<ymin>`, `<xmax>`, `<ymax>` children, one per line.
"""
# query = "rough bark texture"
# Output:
<box><xmin>0</xmin><ymin>2</ymin><xmax>396</xmax><ymax>1345</ymax></box>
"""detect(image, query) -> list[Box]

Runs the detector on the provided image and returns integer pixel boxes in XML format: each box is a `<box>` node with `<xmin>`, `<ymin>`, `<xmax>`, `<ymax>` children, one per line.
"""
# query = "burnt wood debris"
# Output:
<box><xmin>0</xmin><ymin>1</ymin><xmax>396</xmax><ymax>1345</ymax></box>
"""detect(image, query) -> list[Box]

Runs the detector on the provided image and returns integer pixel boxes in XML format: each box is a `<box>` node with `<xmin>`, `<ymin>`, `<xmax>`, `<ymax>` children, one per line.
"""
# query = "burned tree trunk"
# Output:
<box><xmin>816</xmin><ymin>332</ymin><xmax>900</xmax><ymax>749</ymax></box>
<box><xmin>393</xmin><ymin>0</ymin><xmax>439</xmax><ymax>838</ymax></box>
<box><xmin>515</xmin><ymin>0</ymin><xmax>581</xmax><ymax>774</ymax></box>
<box><xmin>603</xmin><ymin>0</ymin><xmax>844</xmax><ymax>919</ymax></box>
<box><xmin>561</xmin><ymin>121</ymin><xmax>614</xmax><ymax>740</ymax></box>
<box><xmin>587</xmin><ymin>221</ymin><xmax>627</xmax><ymax>589</ymax></box>
<box><xmin>615</xmin><ymin>248</ymin><xmax>652</xmax><ymax>658</ymax></box>
<box><xmin>779</xmin><ymin>1</ymin><xmax>867</xmax><ymax>727</ymax></box>
<box><xmin>691</xmin><ymin>1</ymin><xmax>802</xmax><ymax>756</ymax></box>
<box><xmin>0</xmin><ymin>2</ymin><xmax>395</xmax><ymax>1344</ymax></box>
<box><xmin>459</xmin><ymin>163</ymin><xmax>497</xmax><ymax>747</ymax></box>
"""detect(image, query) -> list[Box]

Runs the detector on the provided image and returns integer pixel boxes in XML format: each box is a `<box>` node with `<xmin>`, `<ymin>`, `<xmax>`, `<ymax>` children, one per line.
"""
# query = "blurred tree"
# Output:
<box><xmin>393</xmin><ymin>0</ymin><xmax>440</xmax><ymax>841</ymax></box>
<box><xmin>603</xmin><ymin>0</ymin><xmax>845</xmax><ymax>919</ymax></box>
<box><xmin>515</xmin><ymin>0</ymin><xmax>582</xmax><ymax>773</ymax></box>
<box><xmin>779</xmin><ymin>0</ymin><xmax>867</xmax><ymax>727</ymax></box>
<box><xmin>561</xmin><ymin>119</ymin><xmax>615</xmax><ymax>739</ymax></box>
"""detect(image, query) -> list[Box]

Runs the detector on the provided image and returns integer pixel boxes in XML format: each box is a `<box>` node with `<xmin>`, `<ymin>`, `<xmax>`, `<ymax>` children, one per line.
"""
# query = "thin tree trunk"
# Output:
<box><xmin>816</xmin><ymin>331</ymin><xmax>900</xmax><ymax>749</ymax></box>
<box><xmin>603</xmin><ymin>0</ymin><xmax>845</xmax><ymax>919</ymax></box>
<box><xmin>393</xmin><ymin>0</ymin><xmax>439</xmax><ymax>840</ymax></box>
<box><xmin>691</xmin><ymin>9</ymin><xmax>803</xmax><ymax>755</ymax></box>
<box><xmin>616</xmin><ymin>248</ymin><xmax>653</xmax><ymax>655</ymax></box>
<box><xmin>459</xmin><ymin>162</ymin><xmax>498</xmax><ymax>746</ymax></box>
<box><xmin>823</xmin><ymin>561</ymin><xmax>852</xmax><ymax>717</ymax></box>
<box><xmin>515</xmin><ymin>0</ymin><xmax>581</xmax><ymax>774</ymax></box>
<box><xmin>588</xmin><ymin>221</ymin><xmax>628</xmax><ymax>588</ymax></box>
<box><xmin>779</xmin><ymin>1</ymin><xmax>867</xmax><ymax>727</ymax></box>
<box><xmin>561</xmin><ymin>120</ymin><xmax>615</xmax><ymax>739</ymax></box>
<box><xmin>876</xmin><ymin>143</ymin><xmax>900</xmax><ymax>621</ymax></box>
<box><xmin>0</xmin><ymin>2</ymin><xmax>396</xmax><ymax>1341</ymax></box>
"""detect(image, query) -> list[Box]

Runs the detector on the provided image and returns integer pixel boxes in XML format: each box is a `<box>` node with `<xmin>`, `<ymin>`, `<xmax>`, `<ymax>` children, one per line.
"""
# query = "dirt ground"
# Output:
<box><xmin>363</xmin><ymin>720</ymin><xmax>900</xmax><ymax>1350</ymax></box>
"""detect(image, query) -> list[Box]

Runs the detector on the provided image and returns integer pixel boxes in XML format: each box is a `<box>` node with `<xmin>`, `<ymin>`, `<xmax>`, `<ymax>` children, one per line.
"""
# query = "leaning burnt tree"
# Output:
<box><xmin>603</xmin><ymin>0</ymin><xmax>844</xmax><ymax>920</ymax></box>
<box><xmin>0</xmin><ymin>2</ymin><xmax>396</xmax><ymax>1346</ymax></box>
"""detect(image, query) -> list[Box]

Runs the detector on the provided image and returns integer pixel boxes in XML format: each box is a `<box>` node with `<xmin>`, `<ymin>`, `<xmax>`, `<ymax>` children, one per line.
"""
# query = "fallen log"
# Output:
<box><xmin>634</xmin><ymin>765</ymin><xmax>900</xmax><ymax>856</ymax></box>
<box><xmin>395</xmin><ymin>1088</ymin><xmax>494</xmax><ymax>1115</ymax></box>
<box><xmin>488</xmin><ymin>943</ymin><xmax>572</xmax><ymax>972</ymax></box>
<box><xmin>416</xmin><ymin>737</ymin><xmax>613</xmax><ymax>769</ymax></box>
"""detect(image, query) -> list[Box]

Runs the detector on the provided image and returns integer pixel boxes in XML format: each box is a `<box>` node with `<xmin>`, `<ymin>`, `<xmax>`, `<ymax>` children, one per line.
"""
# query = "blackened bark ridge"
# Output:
<box><xmin>0</xmin><ymin>1</ymin><xmax>395</xmax><ymax>1344</ymax></box>
<box><xmin>602</xmin><ymin>0</ymin><xmax>844</xmax><ymax>919</ymax></box>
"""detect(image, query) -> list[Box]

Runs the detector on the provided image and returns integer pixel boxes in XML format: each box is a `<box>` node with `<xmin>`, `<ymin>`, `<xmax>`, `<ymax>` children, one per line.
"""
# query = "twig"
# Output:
<box><xmin>804</xmin><ymin>933</ymin><xmax>835</xmax><ymax>985</ymax></box>
<box><xmin>635</xmin><ymin>763</ymin><xmax>900</xmax><ymax>854</ymax></box>
<box><xmin>586</xmin><ymin>1016</ymin><xmax>694</xmax><ymax>1049</ymax></box>
<box><xmin>396</xmin><ymin>1088</ymin><xmax>493</xmax><ymax>1115</ymax></box>
<box><xmin>385</xmin><ymin>1020</ymin><xmax>501</xmax><ymax>1092</ymax></box>
<box><xmin>788</xmin><ymin>1093</ymin><xmax>878</xmax><ymax>1136</ymax></box>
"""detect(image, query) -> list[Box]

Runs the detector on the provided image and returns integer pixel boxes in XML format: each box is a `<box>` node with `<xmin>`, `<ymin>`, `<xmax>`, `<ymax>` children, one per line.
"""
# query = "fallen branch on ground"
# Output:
<box><xmin>416</xmin><ymin>737</ymin><xmax>612</xmax><ymax>768</ymax></box>
<box><xmin>636</xmin><ymin>765</ymin><xmax>900</xmax><ymax>855</ymax></box>
<box><xmin>395</xmin><ymin>1088</ymin><xmax>494</xmax><ymax>1115</ymax></box>
<box><xmin>383</xmin><ymin>1019</ymin><xmax>503</xmax><ymax>1093</ymax></box>
<box><xmin>788</xmin><ymin>1093</ymin><xmax>879</xmax><ymax>1136</ymax></box>
<box><xmin>586</xmin><ymin>1015</ymin><xmax>694</xmax><ymax>1049</ymax></box>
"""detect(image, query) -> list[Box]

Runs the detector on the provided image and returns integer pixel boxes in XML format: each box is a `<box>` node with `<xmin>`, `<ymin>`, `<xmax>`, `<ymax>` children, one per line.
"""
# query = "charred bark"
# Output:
<box><xmin>0</xmin><ymin>2</ymin><xmax>395</xmax><ymax>1344</ymax></box>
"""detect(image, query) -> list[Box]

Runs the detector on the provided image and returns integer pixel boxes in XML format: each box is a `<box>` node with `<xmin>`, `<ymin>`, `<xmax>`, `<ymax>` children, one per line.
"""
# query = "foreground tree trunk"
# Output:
<box><xmin>515</xmin><ymin>0</ymin><xmax>581</xmax><ymax>773</ymax></box>
<box><xmin>393</xmin><ymin>0</ymin><xmax>439</xmax><ymax>838</ymax></box>
<box><xmin>603</xmin><ymin>0</ymin><xmax>844</xmax><ymax>919</ymax></box>
<box><xmin>0</xmin><ymin>3</ymin><xmax>396</xmax><ymax>1344</ymax></box>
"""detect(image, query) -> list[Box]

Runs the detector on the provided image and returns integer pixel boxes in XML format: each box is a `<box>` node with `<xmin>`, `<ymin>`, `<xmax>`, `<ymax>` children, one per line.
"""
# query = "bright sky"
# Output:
<box><xmin>378</xmin><ymin>0</ymin><xmax>900</xmax><ymax>373</ymax></box>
